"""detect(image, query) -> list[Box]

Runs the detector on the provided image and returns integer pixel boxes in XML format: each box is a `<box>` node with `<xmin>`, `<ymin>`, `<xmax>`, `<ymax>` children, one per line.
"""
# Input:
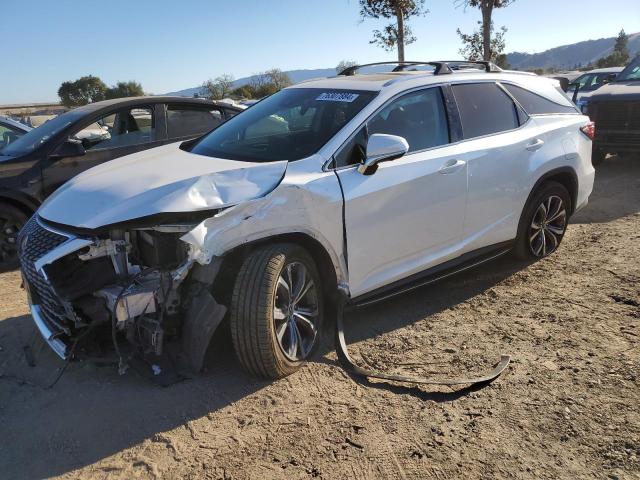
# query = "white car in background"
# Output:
<box><xmin>568</xmin><ymin>67</ymin><xmax>624</xmax><ymax>113</ymax></box>
<box><xmin>18</xmin><ymin>61</ymin><xmax>595</xmax><ymax>379</ymax></box>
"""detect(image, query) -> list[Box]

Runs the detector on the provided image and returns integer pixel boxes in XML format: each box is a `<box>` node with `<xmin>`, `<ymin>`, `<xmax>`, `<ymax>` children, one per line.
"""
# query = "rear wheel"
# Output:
<box><xmin>514</xmin><ymin>182</ymin><xmax>571</xmax><ymax>260</ymax></box>
<box><xmin>0</xmin><ymin>203</ymin><xmax>28</xmax><ymax>271</ymax></box>
<box><xmin>230</xmin><ymin>243</ymin><xmax>323</xmax><ymax>379</ymax></box>
<box><xmin>591</xmin><ymin>148</ymin><xmax>606</xmax><ymax>166</ymax></box>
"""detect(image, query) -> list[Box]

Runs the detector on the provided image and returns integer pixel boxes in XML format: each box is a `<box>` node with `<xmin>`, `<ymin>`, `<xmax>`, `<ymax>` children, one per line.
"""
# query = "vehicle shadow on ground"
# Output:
<box><xmin>0</xmin><ymin>254</ymin><xmax>525</xmax><ymax>479</ymax></box>
<box><xmin>572</xmin><ymin>153</ymin><xmax>640</xmax><ymax>224</ymax></box>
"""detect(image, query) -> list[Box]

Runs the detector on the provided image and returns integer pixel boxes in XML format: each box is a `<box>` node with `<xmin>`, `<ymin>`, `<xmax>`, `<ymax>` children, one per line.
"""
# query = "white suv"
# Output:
<box><xmin>18</xmin><ymin>61</ymin><xmax>595</xmax><ymax>379</ymax></box>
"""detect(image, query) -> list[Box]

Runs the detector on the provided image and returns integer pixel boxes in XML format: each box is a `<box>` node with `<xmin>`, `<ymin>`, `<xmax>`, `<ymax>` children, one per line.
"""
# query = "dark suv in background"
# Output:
<box><xmin>588</xmin><ymin>56</ymin><xmax>640</xmax><ymax>165</ymax></box>
<box><xmin>0</xmin><ymin>96</ymin><xmax>242</xmax><ymax>268</ymax></box>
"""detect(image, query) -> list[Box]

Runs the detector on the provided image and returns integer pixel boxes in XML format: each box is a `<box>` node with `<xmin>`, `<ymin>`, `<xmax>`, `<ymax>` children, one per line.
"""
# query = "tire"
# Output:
<box><xmin>514</xmin><ymin>182</ymin><xmax>572</xmax><ymax>260</ymax></box>
<box><xmin>0</xmin><ymin>203</ymin><xmax>29</xmax><ymax>271</ymax></box>
<box><xmin>230</xmin><ymin>243</ymin><xmax>324</xmax><ymax>379</ymax></box>
<box><xmin>591</xmin><ymin>148</ymin><xmax>606</xmax><ymax>166</ymax></box>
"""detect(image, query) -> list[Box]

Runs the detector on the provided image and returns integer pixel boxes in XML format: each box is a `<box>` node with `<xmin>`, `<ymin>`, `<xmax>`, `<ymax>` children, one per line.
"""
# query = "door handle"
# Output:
<box><xmin>526</xmin><ymin>138</ymin><xmax>545</xmax><ymax>151</ymax></box>
<box><xmin>439</xmin><ymin>159</ymin><xmax>466</xmax><ymax>174</ymax></box>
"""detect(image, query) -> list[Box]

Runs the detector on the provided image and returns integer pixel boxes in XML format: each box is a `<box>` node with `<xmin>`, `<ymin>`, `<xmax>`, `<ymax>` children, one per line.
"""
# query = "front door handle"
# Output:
<box><xmin>526</xmin><ymin>138</ymin><xmax>545</xmax><ymax>151</ymax></box>
<box><xmin>439</xmin><ymin>159</ymin><xmax>466</xmax><ymax>174</ymax></box>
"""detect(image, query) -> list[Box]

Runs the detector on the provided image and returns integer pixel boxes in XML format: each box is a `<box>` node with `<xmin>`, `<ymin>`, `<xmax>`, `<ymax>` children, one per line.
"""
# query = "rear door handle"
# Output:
<box><xmin>439</xmin><ymin>159</ymin><xmax>466</xmax><ymax>174</ymax></box>
<box><xmin>526</xmin><ymin>138</ymin><xmax>545</xmax><ymax>151</ymax></box>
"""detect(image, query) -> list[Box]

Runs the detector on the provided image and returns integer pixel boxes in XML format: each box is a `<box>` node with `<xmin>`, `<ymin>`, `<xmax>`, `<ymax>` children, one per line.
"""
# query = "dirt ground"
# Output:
<box><xmin>1</xmin><ymin>155</ymin><xmax>639</xmax><ymax>480</ymax></box>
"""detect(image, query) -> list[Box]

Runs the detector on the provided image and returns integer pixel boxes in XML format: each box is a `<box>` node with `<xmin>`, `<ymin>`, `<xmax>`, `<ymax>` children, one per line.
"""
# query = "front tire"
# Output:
<box><xmin>0</xmin><ymin>203</ymin><xmax>28</xmax><ymax>271</ymax></box>
<box><xmin>514</xmin><ymin>182</ymin><xmax>571</xmax><ymax>260</ymax></box>
<box><xmin>230</xmin><ymin>243</ymin><xmax>324</xmax><ymax>379</ymax></box>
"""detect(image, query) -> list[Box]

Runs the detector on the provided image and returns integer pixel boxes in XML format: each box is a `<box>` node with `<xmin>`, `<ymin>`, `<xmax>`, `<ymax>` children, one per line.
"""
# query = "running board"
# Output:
<box><xmin>349</xmin><ymin>242</ymin><xmax>513</xmax><ymax>309</ymax></box>
<box><xmin>335</xmin><ymin>243</ymin><xmax>512</xmax><ymax>387</ymax></box>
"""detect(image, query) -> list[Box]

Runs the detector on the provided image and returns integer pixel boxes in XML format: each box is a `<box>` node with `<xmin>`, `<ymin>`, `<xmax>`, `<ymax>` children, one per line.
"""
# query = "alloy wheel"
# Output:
<box><xmin>528</xmin><ymin>195</ymin><xmax>567</xmax><ymax>257</ymax></box>
<box><xmin>273</xmin><ymin>261</ymin><xmax>319</xmax><ymax>362</ymax></box>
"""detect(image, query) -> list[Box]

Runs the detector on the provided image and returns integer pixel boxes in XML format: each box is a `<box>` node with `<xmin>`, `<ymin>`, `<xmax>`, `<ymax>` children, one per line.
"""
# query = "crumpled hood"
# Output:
<box><xmin>38</xmin><ymin>142</ymin><xmax>287</xmax><ymax>229</ymax></box>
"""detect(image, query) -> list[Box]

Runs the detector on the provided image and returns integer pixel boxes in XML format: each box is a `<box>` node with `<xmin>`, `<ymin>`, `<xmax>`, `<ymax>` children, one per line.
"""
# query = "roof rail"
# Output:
<box><xmin>338</xmin><ymin>60</ymin><xmax>502</xmax><ymax>76</ymax></box>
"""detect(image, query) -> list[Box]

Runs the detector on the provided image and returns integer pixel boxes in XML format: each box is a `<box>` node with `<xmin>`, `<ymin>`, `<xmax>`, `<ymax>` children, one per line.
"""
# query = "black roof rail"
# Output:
<box><xmin>337</xmin><ymin>60</ymin><xmax>502</xmax><ymax>77</ymax></box>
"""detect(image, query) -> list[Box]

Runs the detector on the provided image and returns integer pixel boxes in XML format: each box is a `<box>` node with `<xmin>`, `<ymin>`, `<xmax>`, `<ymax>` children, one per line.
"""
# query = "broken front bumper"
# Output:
<box><xmin>30</xmin><ymin>303</ymin><xmax>70</xmax><ymax>360</ymax></box>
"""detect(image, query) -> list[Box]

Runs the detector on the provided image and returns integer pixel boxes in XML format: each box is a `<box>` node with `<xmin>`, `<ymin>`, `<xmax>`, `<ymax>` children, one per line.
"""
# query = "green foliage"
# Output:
<box><xmin>456</xmin><ymin>0</ymin><xmax>515</xmax><ymax>62</ymax></box>
<box><xmin>596</xmin><ymin>29</ymin><xmax>630</xmax><ymax>68</ymax></box>
<box><xmin>336</xmin><ymin>60</ymin><xmax>359</xmax><ymax>74</ymax></box>
<box><xmin>105</xmin><ymin>81</ymin><xmax>144</xmax><ymax>100</ymax></box>
<box><xmin>58</xmin><ymin>77</ymin><xmax>146</xmax><ymax>107</ymax></box>
<box><xmin>202</xmin><ymin>74</ymin><xmax>235</xmax><ymax>100</ymax></box>
<box><xmin>457</xmin><ymin>23</ymin><xmax>507</xmax><ymax>62</ymax></box>
<box><xmin>212</xmin><ymin>69</ymin><xmax>293</xmax><ymax>100</ymax></box>
<box><xmin>358</xmin><ymin>0</ymin><xmax>428</xmax><ymax>61</ymax></box>
<box><xmin>57</xmin><ymin>75</ymin><xmax>107</xmax><ymax>107</ymax></box>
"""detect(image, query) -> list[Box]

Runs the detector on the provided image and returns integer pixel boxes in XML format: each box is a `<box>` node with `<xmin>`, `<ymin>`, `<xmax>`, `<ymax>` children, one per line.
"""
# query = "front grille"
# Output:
<box><xmin>595</xmin><ymin>101</ymin><xmax>640</xmax><ymax>131</ymax></box>
<box><xmin>18</xmin><ymin>216</ymin><xmax>73</xmax><ymax>337</ymax></box>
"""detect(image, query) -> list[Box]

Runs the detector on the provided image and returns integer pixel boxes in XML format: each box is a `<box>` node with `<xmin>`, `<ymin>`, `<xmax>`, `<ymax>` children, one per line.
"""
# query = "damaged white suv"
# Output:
<box><xmin>18</xmin><ymin>61</ymin><xmax>595</xmax><ymax>379</ymax></box>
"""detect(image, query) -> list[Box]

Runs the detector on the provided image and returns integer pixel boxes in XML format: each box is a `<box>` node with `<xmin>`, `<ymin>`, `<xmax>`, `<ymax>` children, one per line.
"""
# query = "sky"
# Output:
<box><xmin>3</xmin><ymin>0</ymin><xmax>640</xmax><ymax>104</ymax></box>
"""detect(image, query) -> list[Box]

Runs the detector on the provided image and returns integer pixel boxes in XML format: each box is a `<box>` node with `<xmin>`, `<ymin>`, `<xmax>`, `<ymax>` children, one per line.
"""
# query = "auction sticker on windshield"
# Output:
<box><xmin>316</xmin><ymin>92</ymin><xmax>360</xmax><ymax>102</ymax></box>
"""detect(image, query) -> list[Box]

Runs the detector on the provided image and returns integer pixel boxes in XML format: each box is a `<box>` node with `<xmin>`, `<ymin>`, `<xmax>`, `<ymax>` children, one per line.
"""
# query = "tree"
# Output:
<box><xmin>105</xmin><ymin>81</ymin><xmax>144</xmax><ymax>100</ymax></box>
<box><xmin>358</xmin><ymin>0</ymin><xmax>428</xmax><ymax>62</ymax></box>
<box><xmin>246</xmin><ymin>69</ymin><xmax>292</xmax><ymax>98</ymax></box>
<box><xmin>456</xmin><ymin>0</ymin><xmax>515</xmax><ymax>62</ymax></box>
<box><xmin>336</xmin><ymin>60</ymin><xmax>358</xmax><ymax>74</ymax></box>
<box><xmin>596</xmin><ymin>29</ymin><xmax>630</xmax><ymax>68</ymax></box>
<box><xmin>265</xmin><ymin>68</ymin><xmax>292</xmax><ymax>91</ymax></box>
<box><xmin>202</xmin><ymin>74</ymin><xmax>235</xmax><ymax>100</ymax></box>
<box><xmin>456</xmin><ymin>24</ymin><xmax>507</xmax><ymax>63</ymax></box>
<box><xmin>57</xmin><ymin>75</ymin><xmax>107</xmax><ymax>107</ymax></box>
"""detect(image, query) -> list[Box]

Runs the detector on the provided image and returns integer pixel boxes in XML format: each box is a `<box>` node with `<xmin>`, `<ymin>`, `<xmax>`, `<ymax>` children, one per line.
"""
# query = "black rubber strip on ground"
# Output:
<box><xmin>334</xmin><ymin>289</ymin><xmax>511</xmax><ymax>387</ymax></box>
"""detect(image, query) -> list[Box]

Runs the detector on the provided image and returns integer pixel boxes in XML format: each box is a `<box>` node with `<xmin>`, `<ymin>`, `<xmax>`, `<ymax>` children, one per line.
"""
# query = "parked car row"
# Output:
<box><xmin>14</xmin><ymin>61</ymin><xmax>595</xmax><ymax>380</ymax></box>
<box><xmin>0</xmin><ymin>97</ymin><xmax>242</xmax><ymax>268</ymax></box>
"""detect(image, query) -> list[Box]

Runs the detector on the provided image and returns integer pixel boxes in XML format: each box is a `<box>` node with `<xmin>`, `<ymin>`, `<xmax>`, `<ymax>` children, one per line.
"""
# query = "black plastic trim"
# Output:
<box><xmin>349</xmin><ymin>241</ymin><xmax>513</xmax><ymax>308</ymax></box>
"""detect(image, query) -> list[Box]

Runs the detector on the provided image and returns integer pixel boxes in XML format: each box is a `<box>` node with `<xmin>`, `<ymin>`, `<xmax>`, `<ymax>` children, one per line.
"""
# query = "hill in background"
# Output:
<box><xmin>166</xmin><ymin>32</ymin><xmax>639</xmax><ymax>97</ymax></box>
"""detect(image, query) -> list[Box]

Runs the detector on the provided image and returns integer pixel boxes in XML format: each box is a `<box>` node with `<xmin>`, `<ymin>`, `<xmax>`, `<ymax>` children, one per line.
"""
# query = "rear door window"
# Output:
<box><xmin>502</xmin><ymin>83</ymin><xmax>578</xmax><ymax>115</ymax></box>
<box><xmin>451</xmin><ymin>83</ymin><xmax>519</xmax><ymax>139</ymax></box>
<box><xmin>167</xmin><ymin>105</ymin><xmax>224</xmax><ymax>139</ymax></box>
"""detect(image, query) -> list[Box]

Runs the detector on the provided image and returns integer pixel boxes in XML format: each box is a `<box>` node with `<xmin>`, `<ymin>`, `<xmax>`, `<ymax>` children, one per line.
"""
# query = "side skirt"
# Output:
<box><xmin>349</xmin><ymin>241</ymin><xmax>514</xmax><ymax>309</ymax></box>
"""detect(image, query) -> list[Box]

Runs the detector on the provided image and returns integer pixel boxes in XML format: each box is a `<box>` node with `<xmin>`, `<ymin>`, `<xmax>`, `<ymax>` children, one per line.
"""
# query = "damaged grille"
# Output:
<box><xmin>18</xmin><ymin>216</ymin><xmax>73</xmax><ymax>336</ymax></box>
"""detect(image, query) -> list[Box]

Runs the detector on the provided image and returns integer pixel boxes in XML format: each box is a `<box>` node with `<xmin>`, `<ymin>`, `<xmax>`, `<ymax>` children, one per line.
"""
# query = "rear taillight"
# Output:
<box><xmin>580</xmin><ymin>122</ymin><xmax>595</xmax><ymax>140</ymax></box>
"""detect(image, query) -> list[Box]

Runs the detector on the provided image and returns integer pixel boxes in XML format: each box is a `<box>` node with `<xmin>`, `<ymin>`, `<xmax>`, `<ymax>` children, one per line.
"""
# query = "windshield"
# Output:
<box><xmin>616</xmin><ymin>57</ymin><xmax>640</xmax><ymax>81</ymax></box>
<box><xmin>570</xmin><ymin>72</ymin><xmax>614</xmax><ymax>91</ymax></box>
<box><xmin>189</xmin><ymin>88</ymin><xmax>377</xmax><ymax>162</ymax></box>
<box><xmin>0</xmin><ymin>110</ymin><xmax>82</xmax><ymax>156</ymax></box>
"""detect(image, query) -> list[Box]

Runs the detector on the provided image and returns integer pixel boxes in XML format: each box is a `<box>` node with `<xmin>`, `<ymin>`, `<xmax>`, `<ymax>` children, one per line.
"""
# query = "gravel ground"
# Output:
<box><xmin>0</xmin><ymin>155</ymin><xmax>639</xmax><ymax>480</ymax></box>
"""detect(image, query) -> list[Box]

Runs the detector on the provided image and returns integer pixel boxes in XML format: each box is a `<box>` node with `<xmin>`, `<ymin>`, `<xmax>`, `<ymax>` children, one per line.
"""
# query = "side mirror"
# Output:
<box><xmin>51</xmin><ymin>139</ymin><xmax>86</xmax><ymax>159</ymax></box>
<box><xmin>557</xmin><ymin>77</ymin><xmax>570</xmax><ymax>92</ymax></box>
<box><xmin>357</xmin><ymin>133</ymin><xmax>409</xmax><ymax>175</ymax></box>
<box><xmin>603</xmin><ymin>73</ymin><xmax>616</xmax><ymax>85</ymax></box>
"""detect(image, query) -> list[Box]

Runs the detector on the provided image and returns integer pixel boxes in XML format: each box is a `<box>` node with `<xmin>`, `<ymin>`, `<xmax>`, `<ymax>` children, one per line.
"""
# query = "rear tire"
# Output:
<box><xmin>0</xmin><ymin>203</ymin><xmax>28</xmax><ymax>271</ymax></box>
<box><xmin>514</xmin><ymin>182</ymin><xmax>571</xmax><ymax>260</ymax></box>
<box><xmin>230</xmin><ymin>243</ymin><xmax>324</xmax><ymax>379</ymax></box>
<box><xmin>591</xmin><ymin>148</ymin><xmax>606</xmax><ymax>166</ymax></box>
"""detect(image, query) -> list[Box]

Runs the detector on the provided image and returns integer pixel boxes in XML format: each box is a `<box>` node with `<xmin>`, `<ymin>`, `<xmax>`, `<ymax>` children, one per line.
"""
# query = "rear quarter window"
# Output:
<box><xmin>502</xmin><ymin>83</ymin><xmax>578</xmax><ymax>115</ymax></box>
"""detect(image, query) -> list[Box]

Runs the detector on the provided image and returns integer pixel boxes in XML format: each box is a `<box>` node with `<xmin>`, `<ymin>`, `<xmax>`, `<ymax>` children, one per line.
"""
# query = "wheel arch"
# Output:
<box><xmin>0</xmin><ymin>190</ymin><xmax>40</xmax><ymax>218</ymax></box>
<box><xmin>527</xmin><ymin>167</ymin><xmax>578</xmax><ymax>216</ymax></box>
<box><xmin>212</xmin><ymin>232</ymin><xmax>340</xmax><ymax>308</ymax></box>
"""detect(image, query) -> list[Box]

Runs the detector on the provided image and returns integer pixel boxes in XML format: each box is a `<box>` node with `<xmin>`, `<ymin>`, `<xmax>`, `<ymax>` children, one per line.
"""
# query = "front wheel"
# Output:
<box><xmin>514</xmin><ymin>182</ymin><xmax>571</xmax><ymax>260</ymax></box>
<box><xmin>0</xmin><ymin>204</ymin><xmax>28</xmax><ymax>271</ymax></box>
<box><xmin>230</xmin><ymin>243</ymin><xmax>324</xmax><ymax>379</ymax></box>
